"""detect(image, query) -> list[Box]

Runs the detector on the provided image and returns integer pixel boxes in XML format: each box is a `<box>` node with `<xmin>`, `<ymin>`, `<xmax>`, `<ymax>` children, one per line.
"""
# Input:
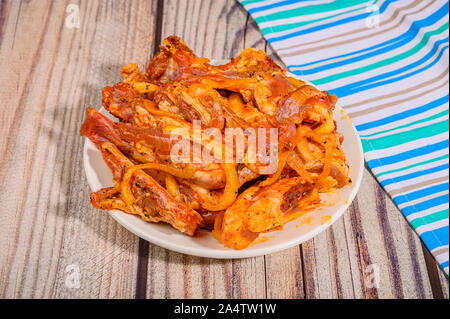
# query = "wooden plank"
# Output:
<box><xmin>0</xmin><ymin>0</ymin><xmax>158</xmax><ymax>298</ymax></box>
<box><xmin>422</xmin><ymin>242</ymin><xmax>449</xmax><ymax>299</ymax></box>
<box><xmin>373</xmin><ymin>175</ymin><xmax>434</xmax><ymax>298</ymax></box>
<box><xmin>145</xmin><ymin>0</ymin><xmax>269</xmax><ymax>299</ymax></box>
<box><xmin>438</xmin><ymin>265</ymin><xmax>449</xmax><ymax>299</ymax></box>
<box><xmin>302</xmin><ymin>169</ymin><xmax>435</xmax><ymax>298</ymax></box>
<box><xmin>242</xmin><ymin>6</ymin><xmax>305</xmax><ymax>299</ymax></box>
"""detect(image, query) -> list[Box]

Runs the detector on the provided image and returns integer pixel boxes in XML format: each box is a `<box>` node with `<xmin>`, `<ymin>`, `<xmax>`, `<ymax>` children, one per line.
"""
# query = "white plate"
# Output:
<box><xmin>83</xmin><ymin>68</ymin><xmax>364</xmax><ymax>259</ymax></box>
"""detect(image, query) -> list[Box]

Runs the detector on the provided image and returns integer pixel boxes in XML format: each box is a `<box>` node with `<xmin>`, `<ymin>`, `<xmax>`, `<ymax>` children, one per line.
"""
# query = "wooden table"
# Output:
<box><xmin>0</xmin><ymin>0</ymin><xmax>448</xmax><ymax>299</ymax></box>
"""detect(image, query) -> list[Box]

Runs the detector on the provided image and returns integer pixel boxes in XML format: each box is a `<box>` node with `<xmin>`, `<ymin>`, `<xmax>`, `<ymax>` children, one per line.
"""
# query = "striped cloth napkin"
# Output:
<box><xmin>239</xmin><ymin>0</ymin><xmax>449</xmax><ymax>275</ymax></box>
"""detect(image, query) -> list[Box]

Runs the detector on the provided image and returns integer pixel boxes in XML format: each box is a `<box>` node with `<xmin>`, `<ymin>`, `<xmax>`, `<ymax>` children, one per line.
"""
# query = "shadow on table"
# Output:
<box><xmin>42</xmin><ymin>62</ymin><xmax>140</xmax><ymax>257</ymax></box>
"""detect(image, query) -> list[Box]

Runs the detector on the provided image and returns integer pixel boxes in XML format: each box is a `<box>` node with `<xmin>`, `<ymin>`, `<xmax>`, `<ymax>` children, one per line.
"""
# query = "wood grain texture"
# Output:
<box><xmin>0</xmin><ymin>0</ymin><xmax>447</xmax><ymax>299</ymax></box>
<box><xmin>0</xmin><ymin>0</ymin><xmax>157</xmax><ymax>298</ymax></box>
<box><xmin>438</xmin><ymin>264</ymin><xmax>449</xmax><ymax>299</ymax></box>
<box><xmin>144</xmin><ymin>0</ymin><xmax>267</xmax><ymax>299</ymax></box>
